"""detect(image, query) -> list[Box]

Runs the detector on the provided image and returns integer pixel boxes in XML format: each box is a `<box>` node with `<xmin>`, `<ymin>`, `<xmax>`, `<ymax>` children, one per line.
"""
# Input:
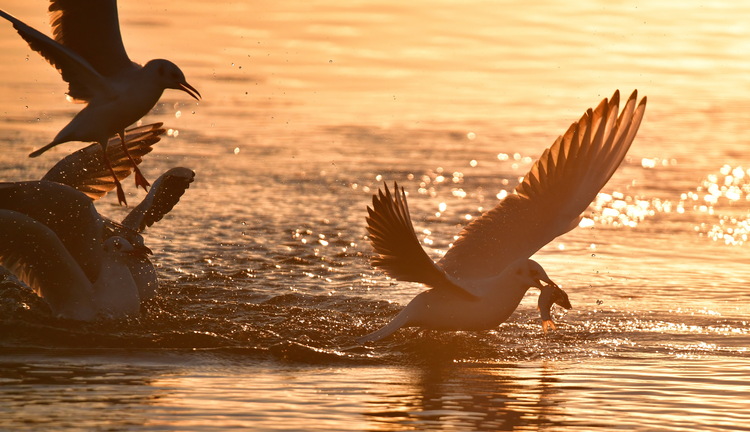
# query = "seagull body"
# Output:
<box><xmin>360</xmin><ymin>90</ymin><xmax>646</xmax><ymax>343</ymax></box>
<box><xmin>43</xmin><ymin>64</ymin><xmax>169</xmax><ymax>148</ymax></box>
<box><xmin>360</xmin><ymin>260</ymin><xmax>565</xmax><ymax>343</ymax></box>
<box><xmin>0</xmin><ymin>1</ymin><xmax>200</xmax><ymax>205</ymax></box>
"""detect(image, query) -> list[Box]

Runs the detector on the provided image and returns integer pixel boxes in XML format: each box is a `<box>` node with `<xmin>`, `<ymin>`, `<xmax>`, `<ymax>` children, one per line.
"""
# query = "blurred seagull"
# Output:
<box><xmin>0</xmin><ymin>1</ymin><xmax>201</xmax><ymax>205</ymax></box>
<box><xmin>359</xmin><ymin>90</ymin><xmax>646</xmax><ymax>343</ymax></box>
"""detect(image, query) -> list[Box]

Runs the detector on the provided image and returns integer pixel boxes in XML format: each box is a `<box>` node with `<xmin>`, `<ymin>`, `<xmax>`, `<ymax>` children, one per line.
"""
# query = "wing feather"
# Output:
<box><xmin>42</xmin><ymin>123</ymin><xmax>165</xmax><ymax>200</ymax></box>
<box><xmin>0</xmin><ymin>9</ymin><xmax>115</xmax><ymax>102</ymax></box>
<box><xmin>0</xmin><ymin>210</ymin><xmax>96</xmax><ymax>320</ymax></box>
<box><xmin>366</xmin><ymin>183</ymin><xmax>475</xmax><ymax>297</ymax></box>
<box><xmin>121</xmin><ymin>167</ymin><xmax>195</xmax><ymax>232</ymax></box>
<box><xmin>48</xmin><ymin>0</ymin><xmax>135</xmax><ymax>78</ymax></box>
<box><xmin>439</xmin><ymin>90</ymin><xmax>647</xmax><ymax>280</ymax></box>
<box><xmin>0</xmin><ymin>181</ymin><xmax>105</xmax><ymax>283</ymax></box>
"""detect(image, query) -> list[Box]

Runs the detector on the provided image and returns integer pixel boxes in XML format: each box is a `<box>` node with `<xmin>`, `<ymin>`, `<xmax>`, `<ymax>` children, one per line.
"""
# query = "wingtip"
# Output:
<box><xmin>0</xmin><ymin>9</ymin><xmax>15</xmax><ymax>22</ymax></box>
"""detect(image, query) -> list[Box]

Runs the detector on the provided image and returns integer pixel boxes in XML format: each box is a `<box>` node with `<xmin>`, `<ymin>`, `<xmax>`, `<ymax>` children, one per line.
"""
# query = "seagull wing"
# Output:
<box><xmin>121</xmin><ymin>167</ymin><xmax>195</xmax><ymax>232</ymax></box>
<box><xmin>0</xmin><ymin>181</ymin><xmax>105</xmax><ymax>283</ymax></box>
<box><xmin>0</xmin><ymin>209</ymin><xmax>96</xmax><ymax>320</ymax></box>
<box><xmin>42</xmin><ymin>123</ymin><xmax>165</xmax><ymax>200</ymax></box>
<box><xmin>366</xmin><ymin>182</ymin><xmax>476</xmax><ymax>298</ymax></box>
<box><xmin>48</xmin><ymin>0</ymin><xmax>135</xmax><ymax>77</ymax></box>
<box><xmin>0</xmin><ymin>9</ymin><xmax>115</xmax><ymax>102</ymax></box>
<box><xmin>439</xmin><ymin>90</ymin><xmax>647</xmax><ymax>280</ymax></box>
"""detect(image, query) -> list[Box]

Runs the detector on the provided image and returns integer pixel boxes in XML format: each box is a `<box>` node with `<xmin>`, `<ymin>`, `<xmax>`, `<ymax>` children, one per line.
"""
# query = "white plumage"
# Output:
<box><xmin>361</xmin><ymin>90</ymin><xmax>647</xmax><ymax>342</ymax></box>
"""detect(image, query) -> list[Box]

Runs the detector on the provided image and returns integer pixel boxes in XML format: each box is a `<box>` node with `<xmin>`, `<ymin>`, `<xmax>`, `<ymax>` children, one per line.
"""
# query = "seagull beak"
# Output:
<box><xmin>535</xmin><ymin>274</ymin><xmax>556</xmax><ymax>289</ymax></box>
<box><xmin>134</xmin><ymin>244</ymin><xmax>153</xmax><ymax>255</ymax></box>
<box><xmin>178</xmin><ymin>81</ymin><xmax>201</xmax><ymax>100</ymax></box>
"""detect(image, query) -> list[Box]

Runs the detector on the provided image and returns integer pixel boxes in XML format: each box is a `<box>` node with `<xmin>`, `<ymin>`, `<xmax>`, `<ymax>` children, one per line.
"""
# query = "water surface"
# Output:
<box><xmin>1</xmin><ymin>0</ymin><xmax>749</xmax><ymax>430</ymax></box>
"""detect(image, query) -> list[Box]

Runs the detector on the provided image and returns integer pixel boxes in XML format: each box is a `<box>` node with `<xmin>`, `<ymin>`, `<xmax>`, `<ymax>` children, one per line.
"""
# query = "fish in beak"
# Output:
<box><xmin>537</xmin><ymin>281</ymin><xmax>572</xmax><ymax>333</ymax></box>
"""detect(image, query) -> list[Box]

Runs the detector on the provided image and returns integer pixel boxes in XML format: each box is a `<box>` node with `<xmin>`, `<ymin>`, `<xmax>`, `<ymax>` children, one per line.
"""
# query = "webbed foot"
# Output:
<box><xmin>541</xmin><ymin>319</ymin><xmax>556</xmax><ymax>333</ymax></box>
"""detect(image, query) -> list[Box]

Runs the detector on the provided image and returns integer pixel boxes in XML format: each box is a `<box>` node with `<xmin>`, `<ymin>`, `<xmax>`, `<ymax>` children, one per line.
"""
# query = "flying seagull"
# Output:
<box><xmin>0</xmin><ymin>1</ymin><xmax>201</xmax><ymax>205</ymax></box>
<box><xmin>360</xmin><ymin>90</ymin><xmax>646</xmax><ymax>343</ymax></box>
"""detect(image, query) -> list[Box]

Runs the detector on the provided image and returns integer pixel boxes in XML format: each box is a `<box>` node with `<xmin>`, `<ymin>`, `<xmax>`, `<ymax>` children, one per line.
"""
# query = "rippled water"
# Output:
<box><xmin>1</xmin><ymin>0</ymin><xmax>750</xmax><ymax>430</ymax></box>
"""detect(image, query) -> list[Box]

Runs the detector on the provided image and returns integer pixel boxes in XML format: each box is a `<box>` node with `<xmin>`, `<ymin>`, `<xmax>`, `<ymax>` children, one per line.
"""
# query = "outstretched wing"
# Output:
<box><xmin>121</xmin><ymin>167</ymin><xmax>195</xmax><ymax>232</ymax></box>
<box><xmin>42</xmin><ymin>123</ymin><xmax>165</xmax><ymax>200</ymax></box>
<box><xmin>366</xmin><ymin>182</ymin><xmax>475</xmax><ymax>298</ymax></box>
<box><xmin>0</xmin><ymin>9</ymin><xmax>115</xmax><ymax>102</ymax></box>
<box><xmin>0</xmin><ymin>209</ymin><xmax>96</xmax><ymax>320</ymax></box>
<box><xmin>48</xmin><ymin>0</ymin><xmax>135</xmax><ymax>78</ymax></box>
<box><xmin>439</xmin><ymin>90</ymin><xmax>647</xmax><ymax>280</ymax></box>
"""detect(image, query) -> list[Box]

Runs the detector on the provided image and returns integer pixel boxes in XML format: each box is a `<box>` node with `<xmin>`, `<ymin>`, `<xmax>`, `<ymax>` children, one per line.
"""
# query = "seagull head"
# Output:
<box><xmin>518</xmin><ymin>259</ymin><xmax>557</xmax><ymax>290</ymax></box>
<box><xmin>103</xmin><ymin>236</ymin><xmax>137</xmax><ymax>254</ymax></box>
<box><xmin>147</xmin><ymin>59</ymin><xmax>201</xmax><ymax>101</ymax></box>
<box><xmin>124</xmin><ymin>233</ymin><xmax>153</xmax><ymax>255</ymax></box>
<box><xmin>105</xmin><ymin>222</ymin><xmax>153</xmax><ymax>255</ymax></box>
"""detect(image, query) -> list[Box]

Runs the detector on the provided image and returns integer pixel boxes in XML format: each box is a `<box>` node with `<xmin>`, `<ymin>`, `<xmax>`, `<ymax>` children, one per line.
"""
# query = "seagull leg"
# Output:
<box><xmin>119</xmin><ymin>130</ymin><xmax>150</xmax><ymax>191</ymax></box>
<box><xmin>541</xmin><ymin>319</ymin><xmax>556</xmax><ymax>333</ymax></box>
<box><xmin>99</xmin><ymin>141</ymin><xmax>127</xmax><ymax>206</ymax></box>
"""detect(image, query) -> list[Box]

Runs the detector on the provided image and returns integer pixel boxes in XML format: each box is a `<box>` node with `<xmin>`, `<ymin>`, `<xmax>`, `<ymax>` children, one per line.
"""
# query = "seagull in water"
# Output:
<box><xmin>359</xmin><ymin>90</ymin><xmax>647</xmax><ymax>343</ymax></box>
<box><xmin>0</xmin><ymin>130</ymin><xmax>195</xmax><ymax>320</ymax></box>
<box><xmin>0</xmin><ymin>0</ymin><xmax>201</xmax><ymax>205</ymax></box>
<box><xmin>0</xmin><ymin>169</ymin><xmax>195</xmax><ymax>320</ymax></box>
<box><xmin>0</xmin><ymin>185</ymin><xmax>142</xmax><ymax>321</ymax></box>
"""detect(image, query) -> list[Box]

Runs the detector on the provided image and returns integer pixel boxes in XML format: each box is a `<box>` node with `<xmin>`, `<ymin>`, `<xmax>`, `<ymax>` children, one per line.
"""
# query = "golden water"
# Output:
<box><xmin>1</xmin><ymin>0</ymin><xmax>749</xmax><ymax>430</ymax></box>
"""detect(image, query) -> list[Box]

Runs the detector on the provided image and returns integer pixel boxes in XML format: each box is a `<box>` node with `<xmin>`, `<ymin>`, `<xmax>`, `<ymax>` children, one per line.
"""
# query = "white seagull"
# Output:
<box><xmin>359</xmin><ymin>90</ymin><xmax>647</xmax><ymax>343</ymax></box>
<box><xmin>0</xmin><ymin>1</ymin><xmax>201</xmax><ymax>205</ymax></box>
<box><xmin>0</xmin><ymin>169</ymin><xmax>195</xmax><ymax>320</ymax></box>
<box><xmin>38</xmin><ymin>122</ymin><xmax>192</xmax><ymax>303</ymax></box>
<box><xmin>0</xmin><ymin>209</ymin><xmax>139</xmax><ymax>320</ymax></box>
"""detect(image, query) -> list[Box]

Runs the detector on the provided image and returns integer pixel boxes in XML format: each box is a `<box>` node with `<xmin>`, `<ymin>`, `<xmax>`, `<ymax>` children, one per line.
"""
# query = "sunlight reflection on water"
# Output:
<box><xmin>1</xmin><ymin>0</ymin><xmax>750</xmax><ymax>430</ymax></box>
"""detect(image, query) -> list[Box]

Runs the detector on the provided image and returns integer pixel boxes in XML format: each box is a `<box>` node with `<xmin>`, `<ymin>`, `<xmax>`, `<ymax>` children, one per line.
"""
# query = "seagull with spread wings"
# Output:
<box><xmin>0</xmin><ymin>0</ymin><xmax>201</xmax><ymax>205</ymax></box>
<box><xmin>0</xmin><ymin>131</ymin><xmax>195</xmax><ymax>320</ymax></box>
<box><xmin>360</xmin><ymin>90</ymin><xmax>647</xmax><ymax>343</ymax></box>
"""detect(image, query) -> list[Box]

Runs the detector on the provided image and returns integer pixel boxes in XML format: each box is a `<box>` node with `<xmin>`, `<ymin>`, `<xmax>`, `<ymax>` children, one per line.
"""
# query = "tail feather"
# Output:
<box><xmin>357</xmin><ymin>307</ymin><xmax>412</xmax><ymax>344</ymax></box>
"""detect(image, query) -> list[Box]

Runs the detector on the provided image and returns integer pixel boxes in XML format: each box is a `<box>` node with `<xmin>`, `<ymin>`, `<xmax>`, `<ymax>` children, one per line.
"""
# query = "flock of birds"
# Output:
<box><xmin>0</xmin><ymin>0</ymin><xmax>647</xmax><ymax>343</ymax></box>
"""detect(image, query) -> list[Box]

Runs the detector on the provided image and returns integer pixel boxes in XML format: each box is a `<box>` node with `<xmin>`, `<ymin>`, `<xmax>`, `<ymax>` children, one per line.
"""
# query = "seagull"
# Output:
<box><xmin>38</xmin><ymin>122</ymin><xmax>193</xmax><ymax>303</ymax></box>
<box><xmin>0</xmin><ymin>168</ymin><xmax>195</xmax><ymax>319</ymax></box>
<box><xmin>112</xmin><ymin>166</ymin><xmax>196</xmax><ymax>302</ymax></box>
<box><xmin>359</xmin><ymin>90</ymin><xmax>647</xmax><ymax>343</ymax></box>
<box><xmin>0</xmin><ymin>203</ymin><xmax>140</xmax><ymax>321</ymax></box>
<box><xmin>0</xmin><ymin>1</ymin><xmax>201</xmax><ymax>205</ymax></box>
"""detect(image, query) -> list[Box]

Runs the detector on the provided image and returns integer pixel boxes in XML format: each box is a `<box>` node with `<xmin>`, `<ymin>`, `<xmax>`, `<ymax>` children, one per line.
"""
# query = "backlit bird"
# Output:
<box><xmin>360</xmin><ymin>90</ymin><xmax>646</xmax><ymax>343</ymax></box>
<box><xmin>0</xmin><ymin>1</ymin><xmax>200</xmax><ymax>205</ymax></box>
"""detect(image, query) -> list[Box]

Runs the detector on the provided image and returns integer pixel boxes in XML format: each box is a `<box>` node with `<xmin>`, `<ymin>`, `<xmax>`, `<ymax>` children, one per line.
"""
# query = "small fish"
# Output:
<box><xmin>537</xmin><ymin>283</ymin><xmax>572</xmax><ymax>333</ymax></box>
